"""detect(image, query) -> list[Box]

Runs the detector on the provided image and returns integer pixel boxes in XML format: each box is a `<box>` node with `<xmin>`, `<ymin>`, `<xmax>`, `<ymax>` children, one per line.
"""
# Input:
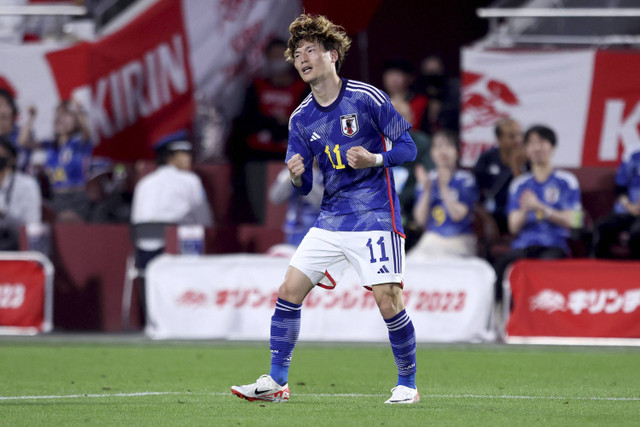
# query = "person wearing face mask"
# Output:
<box><xmin>0</xmin><ymin>135</ymin><xmax>41</xmax><ymax>251</ymax></box>
<box><xmin>413</xmin><ymin>55</ymin><xmax>460</xmax><ymax>134</ymax></box>
<box><xmin>230</xmin><ymin>38</ymin><xmax>309</xmax><ymax>161</ymax></box>
<box><xmin>408</xmin><ymin>129</ymin><xmax>478</xmax><ymax>259</ymax></box>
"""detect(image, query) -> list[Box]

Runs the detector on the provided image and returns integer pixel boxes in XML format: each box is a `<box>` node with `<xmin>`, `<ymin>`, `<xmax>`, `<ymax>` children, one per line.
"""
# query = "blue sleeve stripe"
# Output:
<box><xmin>346</xmin><ymin>80</ymin><xmax>386</xmax><ymax>105</ymax></box>
<box><xmin>289</xmin><ymin>95</ymin><xmax>313</xmax><ymax>131</ymax></box>
<box><xmin>347</xmin><ymin>79</ymin><xmax>386</xmax><ymax>99</ymax></box>
<box><xmin>290</xmin><ymin>94</ymin><xmax>313</xmax><ymax>120</ymax></box>
<box><xmin>345</xmin><ymin>87</ymin><xmax>383</xmax><ymax>107</ymax></box>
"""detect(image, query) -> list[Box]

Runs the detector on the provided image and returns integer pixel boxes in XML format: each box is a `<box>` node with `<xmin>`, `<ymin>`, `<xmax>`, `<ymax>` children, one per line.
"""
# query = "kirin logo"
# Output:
<box><xmin>461</xmin><ymin>71</ymin><xmax>519</xmax><ymax>132</ymax></box>
<box><xmin>529</xmin><ymin>289</ymin><xmax>566</xmax><ymax>313</ymax></box>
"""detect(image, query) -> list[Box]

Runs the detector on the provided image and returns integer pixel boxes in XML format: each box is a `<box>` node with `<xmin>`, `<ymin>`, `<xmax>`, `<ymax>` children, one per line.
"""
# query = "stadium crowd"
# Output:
<box><xmin>0</xmin><ymin>37</ymin><xmax>638</xmax><ymax>307</ymax></box>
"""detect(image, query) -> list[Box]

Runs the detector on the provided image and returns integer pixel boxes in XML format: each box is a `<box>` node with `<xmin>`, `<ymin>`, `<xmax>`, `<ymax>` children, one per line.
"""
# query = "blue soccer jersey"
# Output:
<box><xmin>507</xmin><ymin>170</ymin><xmax>581</xmax><ymax>251</ymax></box>
<box><xmin>422</xmin><ymin>169</ymin><xmax>478</xmax><ymax>237</ymax></box>
<box><xmin>286</xmin><ymin>78</ymin><xmax>415</xmax><ymax>235</ymax></box>
<box><xmin>42</xmin><ymin>134</ymin><xmax>93</xmax><ymax>190</ymax></box>
<box><xmin>613</xmin><ymin>149</ymin><xmax>640</xmax><ymax>214</ymax></box>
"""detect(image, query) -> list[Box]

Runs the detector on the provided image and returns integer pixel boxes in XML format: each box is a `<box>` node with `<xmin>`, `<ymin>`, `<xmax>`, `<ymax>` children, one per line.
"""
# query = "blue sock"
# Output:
<box><xmin>385</xmin><ymin>309</ymin><xmax>417</xmax><ymax>389</ymax></box>
<box><xmin>269</xmin><ymin>298</ymin><xmax>302</xmax><ymax>386</ymax></box>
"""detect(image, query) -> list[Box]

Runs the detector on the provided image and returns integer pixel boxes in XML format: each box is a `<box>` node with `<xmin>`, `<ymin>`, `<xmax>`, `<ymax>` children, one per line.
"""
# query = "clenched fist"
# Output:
<box><xmin>346</xmin><ymin>146</ymin><xmax>376</xmax><ymax>169</ymax></box>
<box><xmin>287</xmin><ymin>153</ymin><xmax>305</xmax><ymax>186</ymax></box>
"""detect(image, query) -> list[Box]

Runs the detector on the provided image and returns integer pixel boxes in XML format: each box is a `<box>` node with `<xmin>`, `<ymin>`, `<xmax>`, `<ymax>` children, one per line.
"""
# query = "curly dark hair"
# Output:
<box><xmin>285</xmin><ymin>14</ymin><xmax>352</xmax><ymax>73</ymax></box>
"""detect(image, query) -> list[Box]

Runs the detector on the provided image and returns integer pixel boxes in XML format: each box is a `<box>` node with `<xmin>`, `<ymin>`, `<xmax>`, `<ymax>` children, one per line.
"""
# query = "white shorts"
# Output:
<box><xmin>290</xmin><ymin>227</ymin><xmax>405</xmax><ymax>289</ymax></box>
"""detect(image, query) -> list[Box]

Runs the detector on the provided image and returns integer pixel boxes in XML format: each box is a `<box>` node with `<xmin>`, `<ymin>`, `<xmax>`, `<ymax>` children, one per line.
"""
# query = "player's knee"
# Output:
<box><xmin>374</xmin><ymin>284</ymin><xmax>404</xmax><ymax>318</ymax></box>
<box><xmin>277</xmin><ymin>275</ymin><xmax>312</xmax><ymax>305</ymax></box>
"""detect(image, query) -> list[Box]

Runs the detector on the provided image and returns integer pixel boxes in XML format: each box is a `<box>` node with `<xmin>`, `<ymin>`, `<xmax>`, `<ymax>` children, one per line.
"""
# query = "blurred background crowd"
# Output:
<box><xmin>2</xmin><ymin>0</ymin><xmax>640</xmax><ymax>331</ymax></box>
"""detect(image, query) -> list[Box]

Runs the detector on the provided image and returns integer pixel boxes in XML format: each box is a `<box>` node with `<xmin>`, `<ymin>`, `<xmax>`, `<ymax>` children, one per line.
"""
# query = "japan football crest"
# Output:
<box><xmin>340</xmin><ymin>114</ymin><xmax>359</xmax><ymax>137</ymax></box>
<box><xmin>544</xmin><ymin>185</ymin><xmax>560</xmax><ymax>204</ymax></box>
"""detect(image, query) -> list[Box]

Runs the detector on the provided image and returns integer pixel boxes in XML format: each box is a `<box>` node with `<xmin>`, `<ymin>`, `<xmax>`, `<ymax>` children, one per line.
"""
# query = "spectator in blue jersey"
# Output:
<box><xmin>493</xmin><ymin>125</ymin><xmax>582</xmax><ymax>298</ymax></box>
<box><xmin>408</xmin><ymin>129</ymin><xmax>478</xmax><ymax>259</ymax></box>
<box><xmin>592</xmin><ymin>147</ymin><xmax>640</xmax><ymax>259</ymax></box>
<box><xmin>232</xmin><ymin>14</ymin><xmax>419</xmax><ymax>405</ymax></box>
<box><xmin>40</xmin><ymin>100</ymin><xmax>93</xmax><ymax>221</ymax></box>
<box><xmin>266</xmin><ymin>161</ymin><xmax>323</xmax><ymax>258</ymax></box>
<box><xmin>0</xmin><ymin>89</ymin><xmax>35</xmax><ymax>172</ymax></box>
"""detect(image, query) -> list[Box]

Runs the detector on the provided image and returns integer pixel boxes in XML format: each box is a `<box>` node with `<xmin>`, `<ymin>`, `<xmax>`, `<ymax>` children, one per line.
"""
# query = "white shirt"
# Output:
<box><xmin>131</xmin><ymin>165</ymin><xmax>213</xmax><ymax>227</ymax></box>
<box><xmin>0</xmin><ymin>170</ymin><xmax>41</xmax><ymax>229</ymax></box>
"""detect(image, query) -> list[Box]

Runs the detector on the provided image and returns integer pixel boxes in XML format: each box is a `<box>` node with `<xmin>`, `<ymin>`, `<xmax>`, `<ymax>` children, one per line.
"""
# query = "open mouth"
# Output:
<box><xmin>302</xmin><ymin>66</ymin><xmax>312</xmax><ymax>74</ymax></box>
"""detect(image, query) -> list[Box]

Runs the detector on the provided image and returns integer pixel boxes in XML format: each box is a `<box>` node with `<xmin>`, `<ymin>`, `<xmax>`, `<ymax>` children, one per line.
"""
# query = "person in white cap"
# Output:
<box><xmin>130</xmin><ymin>130</ymin><xmax>213</xmax><ymax>265</ymax></box>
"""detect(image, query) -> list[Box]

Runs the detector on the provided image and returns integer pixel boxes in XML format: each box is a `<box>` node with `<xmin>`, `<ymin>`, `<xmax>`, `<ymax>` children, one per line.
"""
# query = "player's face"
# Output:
<box><xmin>431</xmin><ymin>134</ymin><xmax>458</xmax><ymax>169</ymax></box>
<box><xmin>525</xmin><ymin>132</ymin><xmax>554</xmax><ymax>166</ymax></box>
<box><xmin>293</xmin><ymin>41</ymin><xmax>337</xmax><ymax>84</ymax></box>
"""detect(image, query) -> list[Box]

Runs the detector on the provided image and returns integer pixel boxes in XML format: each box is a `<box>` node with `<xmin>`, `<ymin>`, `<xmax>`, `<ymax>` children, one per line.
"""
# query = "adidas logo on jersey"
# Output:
<box><xmin>377</xmin><ymin>265</ymin><xmax>390</xmax><ymax>274</ymax></box>
<box><xmin>310</xmin><ymin>132</ymin><xmax>321</xmax><ymax>141</ymax></box>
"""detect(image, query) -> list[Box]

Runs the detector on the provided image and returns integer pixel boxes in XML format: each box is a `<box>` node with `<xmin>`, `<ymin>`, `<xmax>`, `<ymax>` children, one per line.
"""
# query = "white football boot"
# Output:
<box><xmin>231</xmin><ymin>374</ymin><xmax>290</xmax><ymax>402</ymax></box>
<box><xmin>384</xmin><ymin>385</ymin><xmax>420</xmax><ymax>404</ymax></box>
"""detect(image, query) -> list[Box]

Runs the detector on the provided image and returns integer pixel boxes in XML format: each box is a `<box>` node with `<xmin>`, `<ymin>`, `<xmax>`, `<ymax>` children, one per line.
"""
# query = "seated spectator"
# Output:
<box><xmin>382</xmin><ymin>59</ymin><xmax>429</xmax><ymax>132</ymax></box>
<box><xmin>408</xmin><ymin>129</ymin><xmax>478</xmax><ymax>259</ymax></box>
<box><xmin>86</xmin><ymin>159</ymin><xmax>132</xmax><ymax>224</ymax></box>
<box><xmin>0</xmin><ymin>88</ymin><xmax>34</xmax><ymax>172</ymax></box>
<box><xmin>592</xmin><ymin>147</ymin><xmax>640</xmax><ymax>259</ymax></box>
<box><xmin>389</xmin><ymin>98</ymin><xmax>433</xmax><ymax>229</ymax></box>
<box><xmin>266</xmin><ymin>161</ymin><xmax>323</xmax><ymax>258</ymax></box>
<box><xmin>0</xmin><ymin>135</ymin><xmax>41</xmax><ymax>250</ymax></box>
<box><xmin>473</xmin><ymin>117</ymin><xmax>528</xmax><ymax>235</ymax></box>
<box><xmin>38</xmin><ymin>100</ymin><xmax>93</xmax><ymax>221</ymax></box>
<box><xmin>494</xmin><ymin>125</ymin><xmax>582</xmax><ymax>298</ymax></box>
<box><xmin>131</xmin><ymin>130</ymin><xmax>213</xmax><ymax>267</ymax></box>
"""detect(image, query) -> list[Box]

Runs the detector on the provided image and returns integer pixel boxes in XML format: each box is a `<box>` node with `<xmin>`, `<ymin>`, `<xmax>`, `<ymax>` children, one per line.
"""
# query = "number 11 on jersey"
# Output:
<box><xmin>325</xmin><ymin>144</ymin><xmax>345</xmax><ymax>169</ymax></box>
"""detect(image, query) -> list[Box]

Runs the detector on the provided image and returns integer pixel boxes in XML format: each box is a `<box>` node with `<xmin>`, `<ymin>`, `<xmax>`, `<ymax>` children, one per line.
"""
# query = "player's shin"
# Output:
<box><xmin>384</xmin><ymin>309</ymin><xmax>417</xmax><ymax>389</ymax></box>
<box><xmin>269</xmin><ymin>297</ymin><xmax>302</xmax><ymax>386</ymax></box>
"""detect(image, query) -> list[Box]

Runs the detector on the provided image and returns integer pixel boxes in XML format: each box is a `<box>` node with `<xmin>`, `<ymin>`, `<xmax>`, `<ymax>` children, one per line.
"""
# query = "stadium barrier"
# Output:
<box><xmin>504</xmin><ymin>259</ymin><xmax>640</xmax><ymax>345</ymax></box>
<box><xmin>145</xmin><ymin>254</ymin><xmax>497</xmax><ymax>342</ymax></box>
<box><xmin>0</xmin><ymin>251</ymin><xmax>53</xmax><ymax>335</ymax></box>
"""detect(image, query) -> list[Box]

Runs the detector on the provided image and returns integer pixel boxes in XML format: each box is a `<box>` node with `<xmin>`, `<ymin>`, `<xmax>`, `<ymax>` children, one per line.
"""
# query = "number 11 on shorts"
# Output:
<box><xmin>366</xmin><ymin>236</ymin><xmax>390</xmax><ymax>263</ymax></box>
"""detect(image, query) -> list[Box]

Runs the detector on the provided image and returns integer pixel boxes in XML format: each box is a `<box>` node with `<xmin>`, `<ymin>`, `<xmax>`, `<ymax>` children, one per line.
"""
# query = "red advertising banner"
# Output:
<box><xmin>45</xmin><ymin>0</ymin><xmax>194</xmax><ymax>161</ymax></box>
<box><xmin>0</xmin><ymin>255</ymin><xmax>53</xmax><ymax>333</ymax></box>
<box><xmin>505</xmin><ymin>260</ymin><xmax>640</xmax><ymax>341</ymax></box>
<box><xmin>462</xmin><ymin>48</ymin><xmax>640</xmax><ymax>169</ymax></box>
<box><xmin>582</xmin><ymin>50</ymin><xmax>640</xmax><ymax>168</ymax></box>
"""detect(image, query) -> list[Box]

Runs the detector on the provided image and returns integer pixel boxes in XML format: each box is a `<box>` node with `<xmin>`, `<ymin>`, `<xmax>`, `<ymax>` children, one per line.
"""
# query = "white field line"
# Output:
<box><xmin>1</xmin><ymin>391</ymin><xmax>638</xmax><ymax>402</ymax></box>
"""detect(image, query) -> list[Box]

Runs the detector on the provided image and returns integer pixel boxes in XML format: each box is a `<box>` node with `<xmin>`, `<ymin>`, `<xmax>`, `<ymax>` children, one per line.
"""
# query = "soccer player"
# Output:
<box><xmin>231</xmin><ymin>14</ymin><xmax>419</xmax><ymax>404</ymax></box>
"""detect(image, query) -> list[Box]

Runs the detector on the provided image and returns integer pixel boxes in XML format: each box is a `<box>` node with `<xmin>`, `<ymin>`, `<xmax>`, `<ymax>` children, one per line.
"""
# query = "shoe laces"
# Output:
<box><xmin>256</xmin><ymin>374</ymin><xmax>274</xmax><ymax>387</ymax></box>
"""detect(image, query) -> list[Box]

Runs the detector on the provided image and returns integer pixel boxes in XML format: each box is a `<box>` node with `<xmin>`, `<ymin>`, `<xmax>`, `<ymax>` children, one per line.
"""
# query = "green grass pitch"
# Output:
<box><xmin>1</xmin><ymin>337</ymin><xmax>639</xmax><ymax>426</ymax></box>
